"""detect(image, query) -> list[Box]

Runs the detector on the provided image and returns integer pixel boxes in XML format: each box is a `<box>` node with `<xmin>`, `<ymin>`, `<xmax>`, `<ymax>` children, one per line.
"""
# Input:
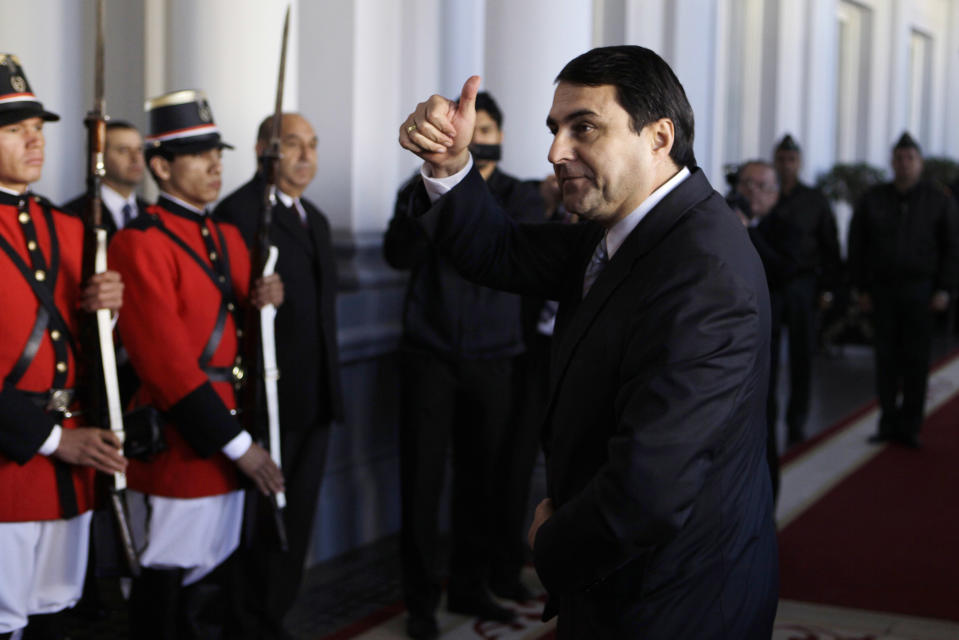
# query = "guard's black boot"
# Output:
<box><xmin>179</xmin><ymin>557</ymin><xmax>233</xmax><ymax>640</ymax></box>
<box><xmin>128</xmin><ymin>567</ymin><xmax>183</xmax><ymax>640</ymax></box>
<box><xmin>21</xmin><ymin>611</ymin><xmax>67</xmax><ymax>640</ymax></box>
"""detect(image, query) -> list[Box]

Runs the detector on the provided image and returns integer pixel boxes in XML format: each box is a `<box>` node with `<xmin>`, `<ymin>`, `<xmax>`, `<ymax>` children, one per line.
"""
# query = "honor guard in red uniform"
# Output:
<box><xmin>0</xmin><ymin>54</ymin><xmax>126</xmax><ymax>640</ymax></box>
<box><xmin>108</xmin><ymin>90</ymin><xmax>285</xmax><ymax>640</ymax></box>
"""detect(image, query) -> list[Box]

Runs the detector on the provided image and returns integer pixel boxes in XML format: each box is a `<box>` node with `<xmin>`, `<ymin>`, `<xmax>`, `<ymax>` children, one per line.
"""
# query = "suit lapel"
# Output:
<box><xmin>273</xmin><ymin>203</ymin><xmax>315</xmax><ymax>255</ymax></box>
<box><xmin>545</xmin><ymin>169</ymin><xmax>715</xmax><ymax>423</ymax></box>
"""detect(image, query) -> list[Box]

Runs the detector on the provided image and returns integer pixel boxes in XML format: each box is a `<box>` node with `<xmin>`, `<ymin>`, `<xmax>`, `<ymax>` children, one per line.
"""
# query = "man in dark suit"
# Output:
<box><xmin>61</xmin><ymin>120</ymin><xmax>149</xmax><ymax>235</ymax></box>
<box><xmin>214</xmin><ymin>112</ymin><xmax>343</xmax><ymax>640</ymax></box>
<box><xmin>398</xmin><ymin>45</ymin><xmax>778</xmax><ymax>638</ymax></box>
<box><xmin>733</xmin><ymin>160</ymin><xmax>802</xmax><ymax>501</ymax></box>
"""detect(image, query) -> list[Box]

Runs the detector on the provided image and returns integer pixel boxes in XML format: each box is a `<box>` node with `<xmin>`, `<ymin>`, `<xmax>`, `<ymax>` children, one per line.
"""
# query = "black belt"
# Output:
<box><xmin>22</xmin><ymin>387</ymin><xmax>81</xmax><ymax>518</ymax></box>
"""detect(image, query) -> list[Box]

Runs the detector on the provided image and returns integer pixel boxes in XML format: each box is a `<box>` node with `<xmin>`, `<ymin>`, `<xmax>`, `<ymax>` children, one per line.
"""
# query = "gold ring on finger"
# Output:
<box><xmin>406</xmin><ymin>123</ymin><xmax>417</xmax><ymax>134</ymax></box>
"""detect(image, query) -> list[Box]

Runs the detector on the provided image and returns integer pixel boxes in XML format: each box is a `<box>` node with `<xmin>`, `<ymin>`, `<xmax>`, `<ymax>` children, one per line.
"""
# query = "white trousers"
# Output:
<box><xmin>130</xmin><ymin>490</ymin><xmax>243</xmax><ymax>586</ymax></box>
<box><xmin>0</xmin><ymin>512</ymin><xmax>92</xmax><ymax>634</ymax></box>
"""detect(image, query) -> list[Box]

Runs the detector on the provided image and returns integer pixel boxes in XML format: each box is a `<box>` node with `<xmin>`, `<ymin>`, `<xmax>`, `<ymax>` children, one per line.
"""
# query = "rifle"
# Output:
<box><xmin>241</xmin><ymin>5</ymin><xmax>291</xmax><ymax>552</ymax></box>
<box><xmin>79</xmin><ymin>0</ymin><xmax>140</xmax><ymax>577</ymax></box>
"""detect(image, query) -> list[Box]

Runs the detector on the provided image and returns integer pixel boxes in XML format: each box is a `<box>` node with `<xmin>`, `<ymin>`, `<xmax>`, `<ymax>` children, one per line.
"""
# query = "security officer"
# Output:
<box><xmin>771</xmin><ymin>134</ymin><xmax>841</xmax><ymax>447</ymax></box>
<box><xmin>0</xmin><ymin>53</ymin><xmax>126</xmax><ymax>640</ymax></box>
<box><xmin>849</xmin><ymin>132</ymin><xmax>959</xmax><ymax>448</ymax></box>
<box><xmin>108</xmin><ymin>90</ymin><xmax>285</xmax><ymax>639</ymax></box>
<box><xmin>384</xmin><ymin>91</ymin><xmax>543</xmax><ymax>639</ymax></box>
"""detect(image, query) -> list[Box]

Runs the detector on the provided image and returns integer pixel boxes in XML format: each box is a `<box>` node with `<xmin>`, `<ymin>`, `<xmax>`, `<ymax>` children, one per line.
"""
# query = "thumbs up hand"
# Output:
<box><xmin>399</xmin><ymin>75</ymin><xmax>481</xmax><ymax>178</ymax></box>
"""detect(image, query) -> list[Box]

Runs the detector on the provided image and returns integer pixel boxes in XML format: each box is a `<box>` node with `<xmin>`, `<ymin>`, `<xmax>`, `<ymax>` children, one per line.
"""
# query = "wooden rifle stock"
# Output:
<box><xmin>78</xmin><ymin>0</ymin><xmax>140</xmax><ymax>577</ymax></box>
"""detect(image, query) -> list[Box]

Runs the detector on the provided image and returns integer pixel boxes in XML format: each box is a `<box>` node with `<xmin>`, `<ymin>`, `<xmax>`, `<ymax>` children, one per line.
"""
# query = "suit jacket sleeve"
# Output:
<box><xmin>383</xmin><ymin>178</ymin><xmax>434</xmax><ymax>270</ymax></box>
<box><xmin>417</xmin><ymin>166</ymin><xmax>593</xmax><ymax>300</ymax></box>
<box><xmin>936</xmin><ymin>194</ymin><xmax>959</xmax><ymax>291</ymax></box>
<box><xmin>533</xmin><ymin>250</ymin><xmax>764</xmax><ymax>596</ymax></box>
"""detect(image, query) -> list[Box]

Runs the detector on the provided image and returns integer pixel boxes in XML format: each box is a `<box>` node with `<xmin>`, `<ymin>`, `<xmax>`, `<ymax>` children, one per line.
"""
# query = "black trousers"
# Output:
<box><xmin>870</xmin><ymin>280</ymin><xmax>935</xmax><ymax>438</ymax></box>
<box><xmin>491</xmin><ymin>333</ymin><xmax>550</xmax><ymax>585</ymax></box>
<box><xmin>769</xmin><ymin>275</ymin><xmax>818</xmax><ymax>443</ymax></box>
<box><xmin>230</xmin><ymin>425</ymin><xmax>331</xmax><ymax>640</ymax></box>
<box><xmin>399</xmin><ymin>350</ymin><xmax>514</xmax><ymax>617</ymax></box>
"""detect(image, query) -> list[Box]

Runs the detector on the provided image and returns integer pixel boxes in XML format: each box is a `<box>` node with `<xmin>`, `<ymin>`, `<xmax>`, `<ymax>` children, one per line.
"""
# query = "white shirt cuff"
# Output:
<box><xmin>221</xmin><ymin>430</ymin><xmax>253</xmax><ymax>461</ymax></box>
<box><xmin>39</xmin><ymin>424</ymin><xmax>63</xmax><ymax>456</ymax></box>
<box><xmin>420</xmin><ymin>155</ymin><xmax>474</xmax><ymax>203</ymax></box>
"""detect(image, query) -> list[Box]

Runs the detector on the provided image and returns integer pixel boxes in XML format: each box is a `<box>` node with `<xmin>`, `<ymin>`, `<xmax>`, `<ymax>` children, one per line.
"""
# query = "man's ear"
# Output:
<box><xmin>648</xmin><ymin>118</ymin><xmax>675</xmax><ymax>158</ymax></box>
<box><xmin>149</xmin><ymin>155</ymin><xmax>171</xmax><ymax>182</ymax></box>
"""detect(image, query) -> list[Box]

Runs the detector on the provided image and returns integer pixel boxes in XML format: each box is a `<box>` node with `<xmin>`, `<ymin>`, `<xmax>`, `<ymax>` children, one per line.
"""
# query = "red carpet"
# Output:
<box><xmin>778</xmin><ymin>392</ymin><xmax>959</xmax><ymax>621</ymax></box>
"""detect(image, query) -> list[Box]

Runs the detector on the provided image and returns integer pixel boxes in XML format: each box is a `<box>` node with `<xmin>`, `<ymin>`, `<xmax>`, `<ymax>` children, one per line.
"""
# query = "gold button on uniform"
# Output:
<box><xmin>34</xmin><ymin>270</ymin><xmax>45</xmax><ymax>282</ymax></box>
<box><xmin>50</xmin><ymin>330</ymin><xmax>61</xmax><ymax>341</ymax></box>
<box><xmin>209</xmin><ymin>251</ymin><xmax>217</xmax><ymax>261</ymax></box>
<box><xmin>200</xmin><ymin>227</ymin><xmax>210</xmax><ymax>236</ymax></box>
<box><xmin>218</xmin><ymin>275</ymin><xmax>226</xmax><ymax>283</ymax></box>
<box><xmin>27</xmin><ymin>240</ymin><xmax>37</xmax><ymax>251</ymax></box>
<box><xmin>226</xmin><ymin>302</ymin><xmax>235</xmax><ymax>312</ymax></box>
<box><xmin>56</xmin><ymin>361</ymin><xmax>67</xmax><ymax>373</ymax></box>
<box><xmin>18</xmin><ymin>212</ymin><xmax>29</xmax><ymax>224</ymax></box>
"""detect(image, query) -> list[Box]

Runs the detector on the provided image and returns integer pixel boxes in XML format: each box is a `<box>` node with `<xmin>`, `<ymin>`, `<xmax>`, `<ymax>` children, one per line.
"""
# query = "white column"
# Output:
<box><xmin>947</xmin><ymin>0</ymin><xmax>959</xmax><ymax>157</ymax></box>
<box><xmin>666</xmin><ymin>0</ymin><xmax>721</xmax><ymax>185</ymax></box>
<box><xmin>802</xmin><ymin>0</ymin><xmax>839</xmax><ymax>181</ymax></box>
<box><xmin>484</xmin><ymin>0</ymin><xmax>593</xmax><ymax>181</ymax></box>
<box><xmin>0</xmin><ymin>0</ymin><xmax>88</xmax><ymax>203</ymax></box>
<box><xmin>624</xmin><ymin>0</ymin><xmax>667</xmax><ymax>52</ymax></box>
<box><xmin>441</xmin><ymin>0</ymin><xmax>485</xmax><ymax>98</ymax></box>
<box><xmin>773</xmin><ymin>0</ymin><xmax>809</xmax><ymax>149</ymax></box>
<box><xmin>151</xmin><ymin>0</ymin><xmax>298</xmax><ymax>200</ymax></box>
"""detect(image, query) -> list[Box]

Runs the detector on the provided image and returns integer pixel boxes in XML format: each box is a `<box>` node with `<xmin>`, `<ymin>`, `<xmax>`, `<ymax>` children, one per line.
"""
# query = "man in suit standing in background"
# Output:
<box><xmin>62</xmin><ymin>120</ymin><xmax>148</xmax><ymax>235</ymax></box>
<box><xmin>398</xmin><ymin>45</ymin><xmax>778</xmax><ymax>638</ymax></box>
<box><xmin>215</xmin><ymin>112</ymin><xmax>344</xmax><ymax>640</ymax></box>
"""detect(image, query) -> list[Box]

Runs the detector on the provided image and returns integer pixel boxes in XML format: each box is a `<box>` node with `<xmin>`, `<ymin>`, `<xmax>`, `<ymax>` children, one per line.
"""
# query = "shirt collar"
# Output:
<box><xmin>101</xmin><ymin>183</ymin><xmax>138</xmax><ymax>228</ymax></box>
<box><xmin>605</xmin><ymin>166</ymin><xmax>690</xmax><ymax>259</ymax></box>
<box><xmin>275</xmin><ymin>189</ymin><xmax>296</xmax><ymax>209</ymax></box>
<box><xmin>0</xmin><ymin>185</ymin><xmax>27</xmax><ymax>197</ymax></box>
<box><xmin>159</xmin><ymin>191</ymin><xmax>207</xmax><ymax>216</ymax></box>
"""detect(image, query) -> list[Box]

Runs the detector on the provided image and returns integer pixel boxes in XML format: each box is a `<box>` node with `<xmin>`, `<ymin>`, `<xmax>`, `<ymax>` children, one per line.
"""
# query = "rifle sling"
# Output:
<box><xmin>152</xmin><ymin>218</ymin><xmax>240</xmax><ymax>372</ymax></box>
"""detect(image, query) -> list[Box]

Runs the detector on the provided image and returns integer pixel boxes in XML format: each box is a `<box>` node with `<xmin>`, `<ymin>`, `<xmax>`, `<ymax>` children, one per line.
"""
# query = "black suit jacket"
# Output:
<box><xmin>61</xmin><ymin>192</ymin><xmax>151</xmax><ymax>238</ymax></box>
<box><xmin>214</xmin><ymin>175</ymin><xmax>344</xmax><ymax>430</ymax></box>
<box><xmin>417</xmin><ymin>166</ymin><xmax>778</xmax><ymax>638</ymax></box>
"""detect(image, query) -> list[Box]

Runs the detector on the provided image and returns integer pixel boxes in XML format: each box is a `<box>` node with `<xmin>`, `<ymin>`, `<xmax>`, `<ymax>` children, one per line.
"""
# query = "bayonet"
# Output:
<box><xmin>80</xmin><ymin>0</ymin><xmax>140</xmax><ymax>577</ymax></box>
<box><xmin>242</xmin><ymin>5</ymin><xmax>291</xmax><ymax>552</ymax></box>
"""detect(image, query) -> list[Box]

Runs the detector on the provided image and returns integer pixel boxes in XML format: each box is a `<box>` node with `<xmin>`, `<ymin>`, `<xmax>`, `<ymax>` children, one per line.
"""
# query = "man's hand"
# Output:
<box><xmin>235</xmin><ymin>442</ymin><xmax>285</xmax><ymax>496</ymax></box>
<box><xmin>250</xmin><ymin>273</ymin><xmax>284</xmax><ymax>309</ymax></box>
<box><xmin>80</xmin><ymin>270</ymin><xmax>123</xmax><ymax>312</ymax></box>
<box><xmin>930</xmin><ymin>290</ymin><xmax>950</xmax><ymax>312</ymax></box>
<box><xmin>527</xmin><ymin>498</ymin><xmax>555</xmax><ymax>550</ymax></box>
<box><xmin>857</xmin><ymin>292</ymin><xmax>873</xmax><ymax>314</ymax></box>
<box><xmin>53</xmin><ymin>427</ymin><xmax>127</xmax><ymax>474</ymax></box>
<box><xmin>399</xmin><ymin>75</ymin><xmax>481</xmax><ymax>178</ymax></box>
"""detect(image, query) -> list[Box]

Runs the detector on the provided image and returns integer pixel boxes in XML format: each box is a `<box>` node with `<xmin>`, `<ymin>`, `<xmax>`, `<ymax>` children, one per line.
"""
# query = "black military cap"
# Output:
<box><xmin>0</xmin><ymin>53</ymin><xmax>60</xmax><ymax>127</ymax></box>
<box><xmin>144</xmin><ymin>89</ymin><xmax>233</xmax><ymax>157</ymax></box>
<box><xmin>893</xmin><ymin>131</ymin><xmax>920</xmax><ymax>152</ymax></box>
<box><xmin>775</xmin><ymin>134</ymin><xmax>800</xmax><ymax>153</ymax></box>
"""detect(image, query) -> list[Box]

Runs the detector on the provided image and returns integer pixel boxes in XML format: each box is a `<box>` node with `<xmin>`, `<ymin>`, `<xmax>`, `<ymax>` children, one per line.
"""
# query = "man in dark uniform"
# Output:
<box><xmin>849</xmin><ymin>132</ymin><xmax>959</xmax><ymax>449</ymax></box>
<box><xmin>214</xmin><ymin>112</ymin><xmax>343</xmax><ymax>640</ymax></box>
<box><xmin>384</xmin><ymin>91</ymin><xmax>543</xmax><ymax>639</ymax></box>
<box><xmin>0</xmin><ymin>53</ymin><xmax>126</xmax><ymax>640</ymax></box>
<box><xmin>62</xmin><ymin>120</ymin><xmax>149</xmax><ymax>235</ymax></box>
<box><xmin>109</xmin><ymin>90</ymin><xmax>285</xmax><ymax>640</ymax></box>
<box><xmin>771</xmin><ymin>134</ymin><xmax>841</xmax><ymax>446</ymax></box>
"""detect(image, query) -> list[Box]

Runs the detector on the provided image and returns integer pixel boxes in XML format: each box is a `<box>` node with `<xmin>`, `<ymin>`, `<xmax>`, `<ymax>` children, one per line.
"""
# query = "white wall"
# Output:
<box><xmin>4</xmin><ymin>0</ymin><xmax>959</xmax><ymax>227</ymax></box>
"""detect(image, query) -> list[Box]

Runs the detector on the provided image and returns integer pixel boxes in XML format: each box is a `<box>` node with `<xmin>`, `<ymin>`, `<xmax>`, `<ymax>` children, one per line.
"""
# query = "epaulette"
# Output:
<box><xmin>124</xmin><ymin>213</ymin><xmax>161</xmax><ymax>232</ymax></box>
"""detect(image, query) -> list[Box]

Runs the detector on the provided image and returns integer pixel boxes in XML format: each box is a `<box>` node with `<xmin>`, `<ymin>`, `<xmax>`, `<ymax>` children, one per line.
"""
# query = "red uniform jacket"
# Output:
<box><xmin>110</xmin><ymin>197</ymin><xmax>252</xmax><ymax>498</ymax></box>
<box><xmin>0</xmin><ymin>192</ymin><xmax>96</xmax><ymax>522</ymax></box>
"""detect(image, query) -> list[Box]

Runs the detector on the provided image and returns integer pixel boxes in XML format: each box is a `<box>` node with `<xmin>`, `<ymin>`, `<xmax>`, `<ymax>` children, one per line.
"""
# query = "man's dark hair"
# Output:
<box><xmin>106</xmin><ymin>119</ymin><xmax>139</xmax><ymax>133</ymax></box>
<box><xmin>474</xmin><ymin>92</ymin><xmax>503</xmax><ymax>129</ymax></box>
<box><xmin>556</xmin><ymin>45</ymin><xmax>696</xmax><ymax>168</ymax></box>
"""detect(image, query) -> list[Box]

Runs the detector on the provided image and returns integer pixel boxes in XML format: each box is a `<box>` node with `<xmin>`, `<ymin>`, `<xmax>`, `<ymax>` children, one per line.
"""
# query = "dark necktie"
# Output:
<box><xmin>121</xmin><ymin>202</ymin><xmax>135</xmax><ymax>227</ymax></box>
<box><xmin>582</xmin><ymin>236</ymin><xmax>609</xmax><ymax>298</ymax></box>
